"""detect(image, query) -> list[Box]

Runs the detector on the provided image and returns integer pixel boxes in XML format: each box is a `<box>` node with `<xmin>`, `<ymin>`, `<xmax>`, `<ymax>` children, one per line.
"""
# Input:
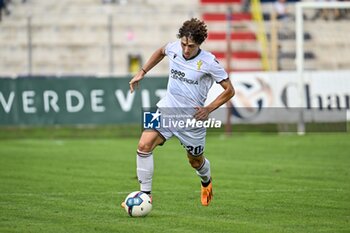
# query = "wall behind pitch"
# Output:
<box><xmin>207</xmin><ymin>71</ymin><xmax>350</xmax><ymax>123</ymax></box>
<box><xmin>0</xmin><ymin>77</ymin><xmax>168</xmax><ymax>126</ymax></box>
<box><xmin>1</xmin><ymin>71</ymin><xmax>349</xmax><ymax>126</ymax></box>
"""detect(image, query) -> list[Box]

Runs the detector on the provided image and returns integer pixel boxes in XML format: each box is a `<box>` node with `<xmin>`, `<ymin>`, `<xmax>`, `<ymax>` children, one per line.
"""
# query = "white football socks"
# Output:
<box><xmin>196</xmin><ymin>158</ymin><xmax>211</xmax><ymax>184</ymax></box>
<box><xmin>136</xmin><ymin>150</ymin><xmax>154</xmax><ymax>193</ymax></box>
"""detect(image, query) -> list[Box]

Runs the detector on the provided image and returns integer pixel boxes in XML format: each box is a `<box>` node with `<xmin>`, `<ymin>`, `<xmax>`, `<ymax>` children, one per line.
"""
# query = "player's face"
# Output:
<box><xmin>180</xmin><ymin>37</ymin><xmax>200</xmax><ymax>60</ymax></box>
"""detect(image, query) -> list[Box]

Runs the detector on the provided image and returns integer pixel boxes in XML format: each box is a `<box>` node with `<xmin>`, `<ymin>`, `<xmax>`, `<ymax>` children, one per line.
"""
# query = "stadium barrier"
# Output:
<box><xmin>0</xmin><ymin>71</ymin><xmax>349</xmax><ymax>126</ymax></box>
<box><xmin>207</xmin><ymin>71</ymin><xmax>349</xmax><ymax>124</ymax></box>
<box><xmin>0</xmin><ymin>76</ymin><xmax>167</xmax><ymax>125</ymax></box>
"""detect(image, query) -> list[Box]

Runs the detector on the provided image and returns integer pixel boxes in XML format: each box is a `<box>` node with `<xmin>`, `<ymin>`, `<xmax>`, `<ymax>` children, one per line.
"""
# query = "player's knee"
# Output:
<box><xmin>137</xmin><ymin>141</ymin><xmax>153</xmax><ymax>153</ymax></box>
<box><xmin>188</xmin><ymin>158</ymin><xmax>202</xmax><ymax>169</ymax></box>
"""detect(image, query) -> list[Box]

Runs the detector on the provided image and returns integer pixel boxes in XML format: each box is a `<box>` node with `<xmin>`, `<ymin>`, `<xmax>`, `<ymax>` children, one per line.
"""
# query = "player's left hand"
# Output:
<box><xmin>194</xmin><ymin>107</ymin><xmax>210</xmax><ymax>121</ymax></box>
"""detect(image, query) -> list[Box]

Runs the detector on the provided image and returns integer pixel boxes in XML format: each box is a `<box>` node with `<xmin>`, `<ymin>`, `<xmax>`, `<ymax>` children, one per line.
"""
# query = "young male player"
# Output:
<box><xmin>125</xmin><ymin>18</ymin><xmax>234</xmax><ymax>206</ymax></box>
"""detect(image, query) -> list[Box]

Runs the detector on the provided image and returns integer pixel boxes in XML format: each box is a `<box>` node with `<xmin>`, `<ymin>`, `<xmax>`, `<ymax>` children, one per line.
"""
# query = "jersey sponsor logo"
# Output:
<box><xmin>170</xmin><ymin>69</ymin><xmax>198</xmax><ymax>85</ymax></box>
<box><xmin>196</xmin><ymin>60</ymin><xmax>203</xmax><ymax>70</ymax></box>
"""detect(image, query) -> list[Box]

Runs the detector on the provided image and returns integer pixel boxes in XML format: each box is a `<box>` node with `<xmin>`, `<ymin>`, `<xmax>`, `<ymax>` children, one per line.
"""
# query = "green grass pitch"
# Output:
<box><xmin>0</xmin><ymin>133</ymin><xmax>349</xmax><ymax>233</ymax></box>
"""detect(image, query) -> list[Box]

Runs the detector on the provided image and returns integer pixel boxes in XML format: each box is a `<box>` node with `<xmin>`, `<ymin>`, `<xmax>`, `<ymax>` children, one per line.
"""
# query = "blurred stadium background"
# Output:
<box><xmin>0</xmin><ymin>0</ymin><xmax>349</xmax><ymax>75</ymax></box>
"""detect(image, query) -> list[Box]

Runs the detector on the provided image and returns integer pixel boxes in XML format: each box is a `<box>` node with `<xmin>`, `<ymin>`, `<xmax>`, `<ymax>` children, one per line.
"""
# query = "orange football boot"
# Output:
<box><xmin>201</xmin><ymin>180</ymin><xmax>213</xmax><ymax>206</ymax></box>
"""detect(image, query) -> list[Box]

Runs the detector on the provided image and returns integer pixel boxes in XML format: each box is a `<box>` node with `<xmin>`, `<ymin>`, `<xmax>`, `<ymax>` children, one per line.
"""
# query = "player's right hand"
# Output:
<box><xmin>129</xmin><ymin>71</ymin><xmax>145</xmax><ymax>93</ymax></box>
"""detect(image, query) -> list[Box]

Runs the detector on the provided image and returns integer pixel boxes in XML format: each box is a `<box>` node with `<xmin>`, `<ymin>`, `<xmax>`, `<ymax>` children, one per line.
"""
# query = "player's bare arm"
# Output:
<box><xmin>194</xmin><ymin>78</ymin><xmax>235</xmax><ymax>120</ymax></box>
<box><xmin>129</xmin><ymin>46</ymin><xmax>166</xmax><ymax>93</ymax></box>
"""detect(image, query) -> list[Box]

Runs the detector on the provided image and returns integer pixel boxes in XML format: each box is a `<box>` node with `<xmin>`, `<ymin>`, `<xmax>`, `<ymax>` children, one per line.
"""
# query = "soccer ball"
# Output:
<box><xmin>123</xmin><ymin>191</ymin><xmax>152</xmax><ymax>217</ymax></box>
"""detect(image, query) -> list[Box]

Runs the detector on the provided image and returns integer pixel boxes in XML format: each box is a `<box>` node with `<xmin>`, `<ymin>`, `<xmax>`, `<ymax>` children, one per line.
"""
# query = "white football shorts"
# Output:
<box><xmin>155</xmin><ymin>113</ymin><xmax>207</xmax><ymax>157</ymax></box>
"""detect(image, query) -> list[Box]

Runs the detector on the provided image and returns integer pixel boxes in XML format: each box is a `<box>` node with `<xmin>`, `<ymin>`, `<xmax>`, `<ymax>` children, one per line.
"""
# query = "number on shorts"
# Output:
<box><xmin>186</xmin><ymin>145</ymin><xmax>203</xmax><ymax>156</ymax></box>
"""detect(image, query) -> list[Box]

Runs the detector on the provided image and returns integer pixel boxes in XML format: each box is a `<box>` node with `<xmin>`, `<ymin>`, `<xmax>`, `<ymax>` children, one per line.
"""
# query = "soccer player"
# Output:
<box><xmin>126</xmin><ymin>18</ymin><xmax>234</xmax><ymax>206</ymax></box>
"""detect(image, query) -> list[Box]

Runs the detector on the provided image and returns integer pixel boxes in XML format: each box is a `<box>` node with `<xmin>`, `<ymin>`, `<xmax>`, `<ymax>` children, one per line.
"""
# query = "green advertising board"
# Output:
<box><xmin>0</xmin><ymin>77</ymin><xmax>168</xmax><ymax>125</ymax></box>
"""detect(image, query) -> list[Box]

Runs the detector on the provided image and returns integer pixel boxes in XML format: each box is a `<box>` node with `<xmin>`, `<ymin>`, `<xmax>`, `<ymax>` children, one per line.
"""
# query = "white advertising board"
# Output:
<box><xmin>206</xmin><ymin>71</ymin><xmax>350</xmax><ymax>124</ymax></box>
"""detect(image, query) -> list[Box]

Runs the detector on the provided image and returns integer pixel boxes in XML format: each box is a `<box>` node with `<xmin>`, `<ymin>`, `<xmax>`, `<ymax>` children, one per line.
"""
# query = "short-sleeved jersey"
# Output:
<box><xmin>157</xmin><ymin>40</ymin><xmax>228</xmax><ymax>110</ymax></box>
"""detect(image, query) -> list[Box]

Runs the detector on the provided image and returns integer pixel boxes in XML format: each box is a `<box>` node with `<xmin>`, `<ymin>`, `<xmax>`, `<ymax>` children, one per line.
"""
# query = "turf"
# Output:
<box><xmin>0</xmin><ymin>133</ymin><xmax>349</xmax><ymax>233</ymax></box>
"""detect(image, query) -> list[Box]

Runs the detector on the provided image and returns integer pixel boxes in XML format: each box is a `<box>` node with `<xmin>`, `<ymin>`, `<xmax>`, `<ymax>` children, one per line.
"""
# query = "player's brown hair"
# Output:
<box><xmin>177</xmin><ymin>18</ymin><xmax>208</xmax><ymax>45</ymax></box>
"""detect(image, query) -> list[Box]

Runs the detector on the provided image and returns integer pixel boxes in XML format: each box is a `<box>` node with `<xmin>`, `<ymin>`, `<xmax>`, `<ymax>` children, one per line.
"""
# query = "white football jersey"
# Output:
<box><xmin>157</xmin><ymin>40</ymin><xmax>228</xmax><ymax>111</ymax></box>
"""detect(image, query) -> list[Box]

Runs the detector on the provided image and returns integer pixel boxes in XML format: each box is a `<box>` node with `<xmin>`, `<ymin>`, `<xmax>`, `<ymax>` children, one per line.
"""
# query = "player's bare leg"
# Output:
<box><xmin>187</xmin><ymin>153</ymin><xmax>213</xmax><ymax>206</ymax></box>
<box><xmin>121</xmin><ymin>130</ymin><xmax>164</xmax><ymax>208</ymax></box>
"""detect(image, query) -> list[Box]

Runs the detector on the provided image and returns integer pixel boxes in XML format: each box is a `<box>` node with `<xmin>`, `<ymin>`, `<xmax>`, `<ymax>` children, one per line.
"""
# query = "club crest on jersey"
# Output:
<box><xmin>197</xmin><ymin>60</ymin><xmax>203</xmax><ymax>70</ymax></box>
